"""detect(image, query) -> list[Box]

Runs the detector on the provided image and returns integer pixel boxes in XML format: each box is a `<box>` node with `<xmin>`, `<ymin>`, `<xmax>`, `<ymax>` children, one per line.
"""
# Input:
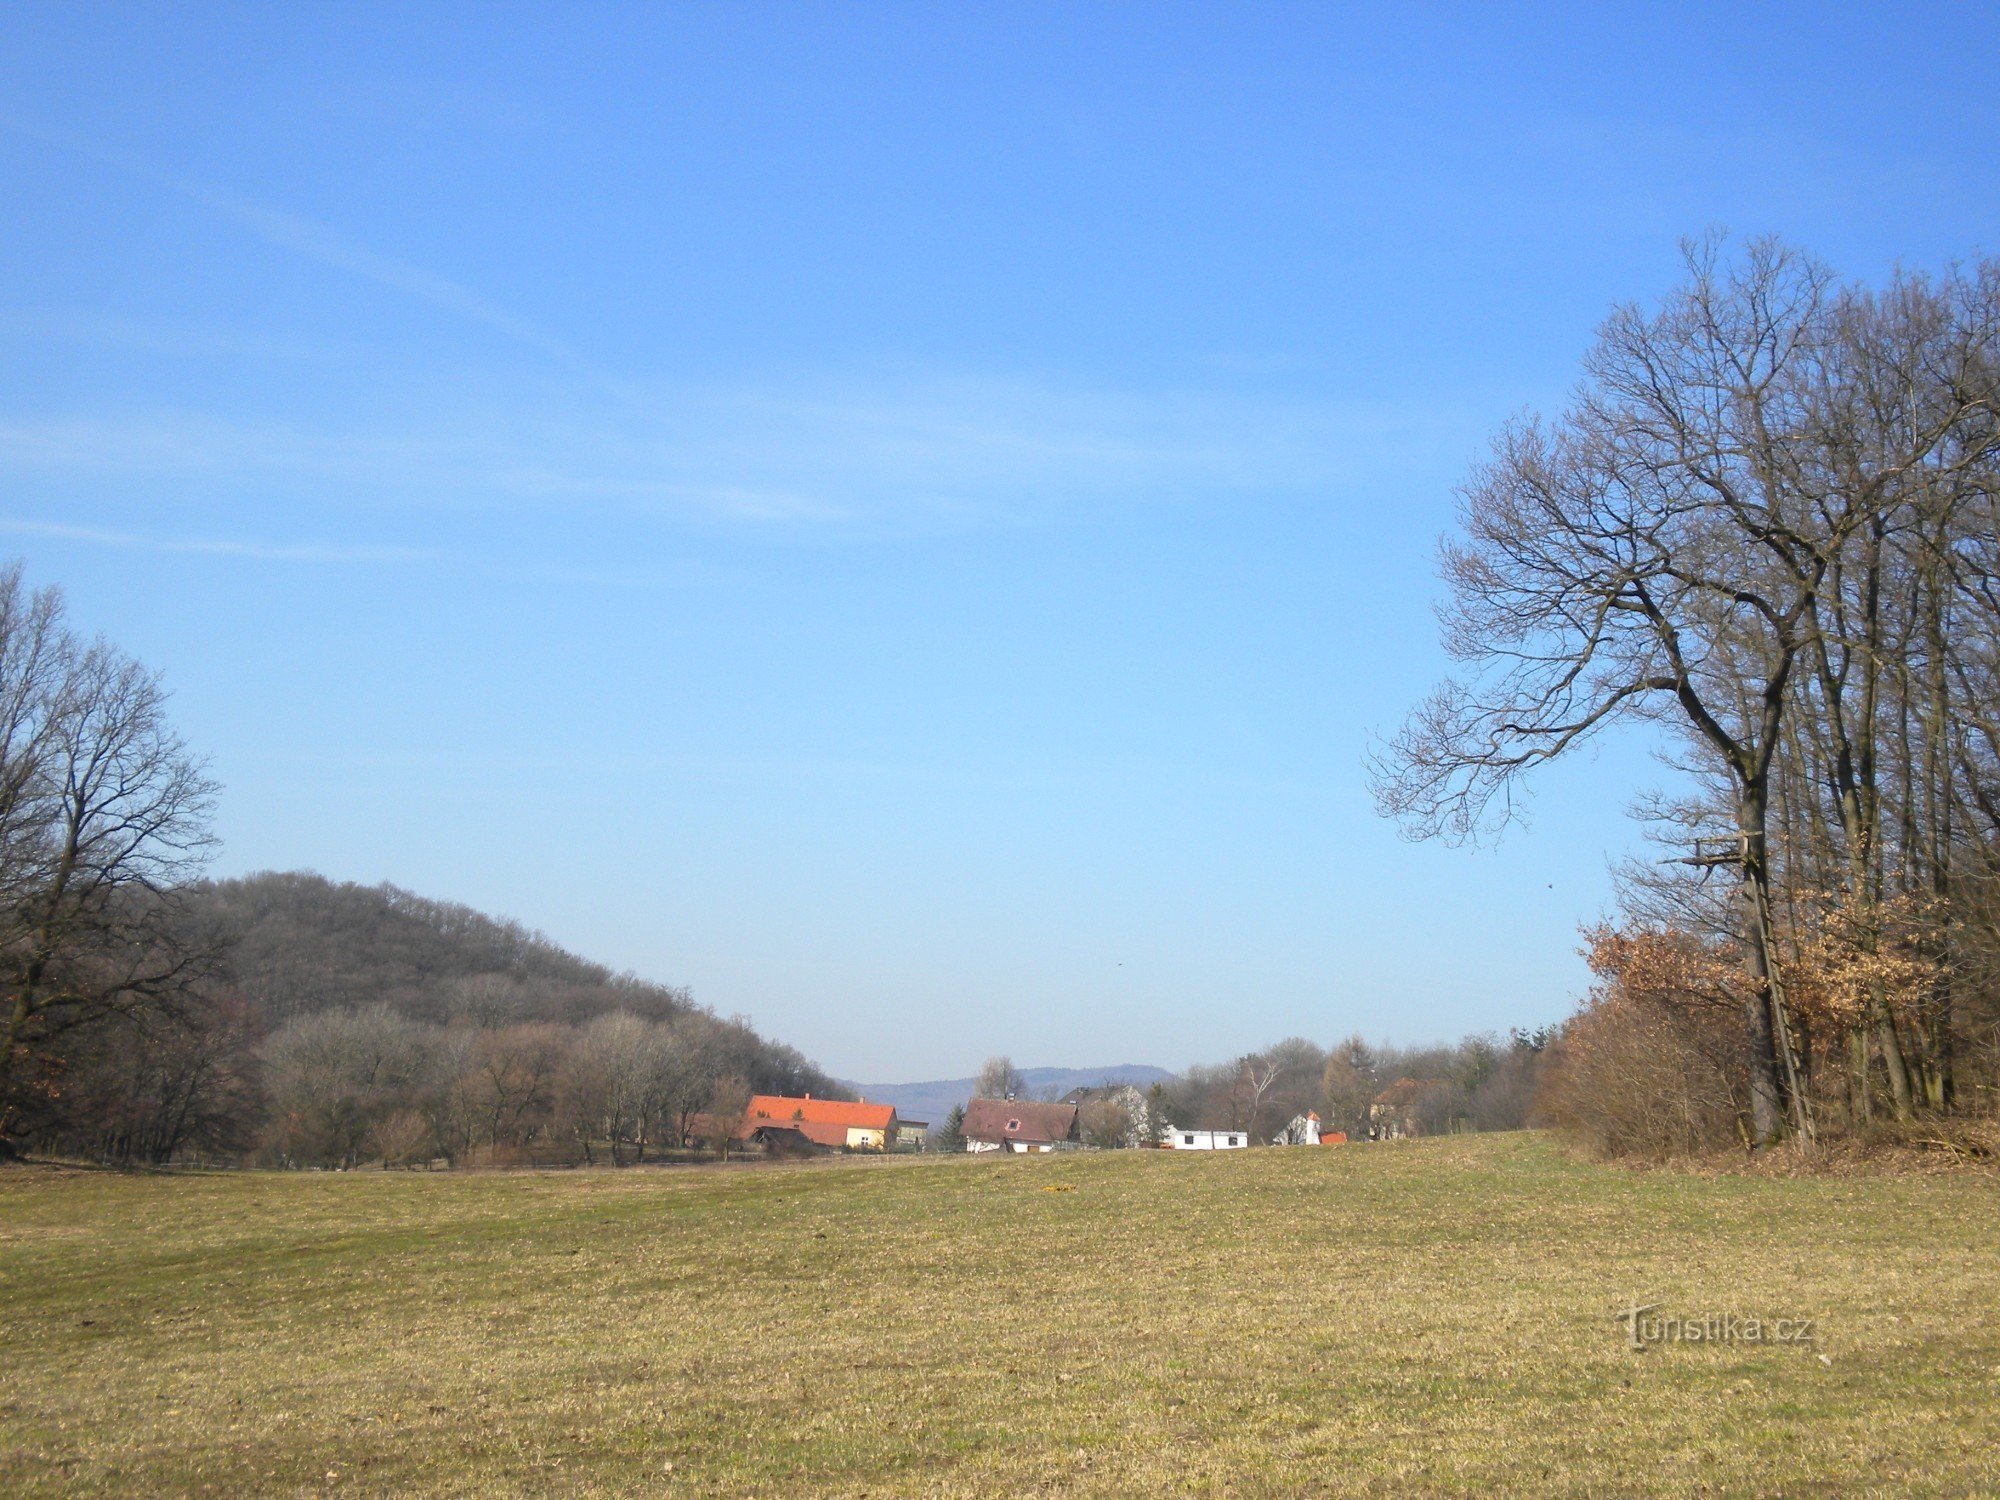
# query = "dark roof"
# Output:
<box><xmin>743</xmin><ymin>1122</ymin><xmax>831</xmax><ymax>1153</ymax></box>
<box><xmin>961</xmin><ymin>1097</ymin><xmax>1079</xmax><ymax>1145</ymax></box>
<box><xmin>740</xmin><ymin>1118</ymin><xmax>846</xmax><ymax>1148</ymax></box>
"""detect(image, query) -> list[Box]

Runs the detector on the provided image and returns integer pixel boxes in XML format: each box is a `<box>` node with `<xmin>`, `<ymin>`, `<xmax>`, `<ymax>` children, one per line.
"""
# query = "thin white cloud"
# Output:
<box><xmin>2</xmin><ymin>118</ymin><xmax>595</xmax><ymax>377</ymax></box>
<box><xmin>0</xmin><ymin>515</ymin><xmax>746</xmax><ymax>590</ymax></box>
<box><xmin>0</xmin><ymin>123</ymin><xmax>1489</xmax><ymax>535</ymax></box>
<box><xmin>0</xmin><ymin>517</ymin><xmax>437</xmax><ymax>566</ymax></box>
<box><xmin>186</xmin><ymin>189</ymin><xmax>579</xmax><ymax>365</ymax></box>
<box><xmin>0</xmin><ymin>370</ymin><xmax>1473</xmax><ymax>530</ymax></box>
<box><xmin>0</xmin><ymin>365</ymin><xmax>1487</xmax><ymax>536</ymax></box>
<box><xmin>0</xmin><ymin>310</ymin><xmax>345</xmax><ymax>362</ymax></box>
<box><xmin>0</xmin><ymin>414</ymin><xmax>425</xmax><ymax>474</ymax></box>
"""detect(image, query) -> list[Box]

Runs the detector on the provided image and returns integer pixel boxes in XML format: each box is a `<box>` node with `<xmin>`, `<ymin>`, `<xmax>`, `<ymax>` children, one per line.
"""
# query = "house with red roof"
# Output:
<box><xmin>734</xmin><ymin>1094</ymin><xmax>905</xmax><ymax>1153</ymax></box>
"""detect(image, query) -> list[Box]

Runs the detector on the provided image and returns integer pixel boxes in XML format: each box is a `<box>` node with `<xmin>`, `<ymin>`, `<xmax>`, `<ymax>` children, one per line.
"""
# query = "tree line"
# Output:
<box><xmin>961</xmin><ymin>1033</ymin><xmax>1553</xmax><ymax>1147</ymax></box>
<box><xmin>257</xmin><ymin>1001</ymin><xmax>781</xmax><ymax>1169</ymax></box>
<box><xmin>1376</xmin><ymin>238</ymin><xmax>2000</xmax><ymax>1155</ymax></box>
<box><xmin>0</xmin><ymin>565</ymin><xmax>844</xmax><ymax>1166</ymax></box>
<box><xmin>1163</xmin><ymin>1031</ymin><xmax>1551</xmax><ymax>1142</ymax></box>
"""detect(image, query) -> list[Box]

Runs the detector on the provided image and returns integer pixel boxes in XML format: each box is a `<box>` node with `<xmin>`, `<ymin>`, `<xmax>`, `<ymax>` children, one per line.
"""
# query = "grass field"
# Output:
<box><xmin>3</xmin><ymin>1134</ymin><xmax>1998</xmax><ymax>1497</ymax></box>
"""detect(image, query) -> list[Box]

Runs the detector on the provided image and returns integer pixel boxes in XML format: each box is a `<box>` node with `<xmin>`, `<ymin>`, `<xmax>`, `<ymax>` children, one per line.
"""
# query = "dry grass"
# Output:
<box><xmin>1575</xmin><ymin>1116</ymin><xmax>2000</xmax><ymax>1179</ymax></box>
<box><xmin>3</xmin><ymin>1134</ymin><xmax>1998</xmax><ymax>1496</ymax></box>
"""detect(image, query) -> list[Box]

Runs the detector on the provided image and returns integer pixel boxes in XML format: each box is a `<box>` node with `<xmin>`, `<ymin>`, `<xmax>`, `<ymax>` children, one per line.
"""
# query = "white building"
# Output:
<box><xmin>1166</xmin><ymin>1128</ymin><xmax>1248</xmax><ymax>1150</ymax></box>
<box><xmin>1273</xmin><ymin>1110</ymin><xmax>1322</xmax><ymax>1145</ymax></box>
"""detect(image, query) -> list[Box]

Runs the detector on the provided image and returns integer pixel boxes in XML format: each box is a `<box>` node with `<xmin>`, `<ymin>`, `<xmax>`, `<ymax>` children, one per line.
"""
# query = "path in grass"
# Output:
<box><xmin>3</xmin><ymin>1134</ymin><xmax>1997</xmax><ymax>1496</ymax></box>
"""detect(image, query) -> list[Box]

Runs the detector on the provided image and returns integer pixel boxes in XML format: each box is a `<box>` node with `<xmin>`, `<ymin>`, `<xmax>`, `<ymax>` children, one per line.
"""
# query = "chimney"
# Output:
<box><xmin>804</xmin><ymin>1092</ymin><xmax>811</xmax><ymax>1101</ymax></box>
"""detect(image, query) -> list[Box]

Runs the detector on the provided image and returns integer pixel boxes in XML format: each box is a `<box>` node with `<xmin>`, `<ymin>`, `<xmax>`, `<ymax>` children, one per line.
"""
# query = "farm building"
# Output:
<box><xmin>735</xmin><ymin>1095</ymin><xmax>906</xmax><ymax>1153</ymax></box>
<box><xmin>1274</xmin><ymin>1110</ymin><xmax>1322</xmax><ymax>1145</ymax></box>
<box><xmin>1165</xmin><ymin>1128</ymin><xmax>1248</xmax><ymax>1150</ymax></box>
<box><xmin>961</xmin><ymin>1098</ymin><xmax>1080</xmax><ymax>1153</ymax></box>
<box><xmin>1274</xmin><ymin>1111</ymin><xmax>1348</xmax><ymax>1146</ymax></box>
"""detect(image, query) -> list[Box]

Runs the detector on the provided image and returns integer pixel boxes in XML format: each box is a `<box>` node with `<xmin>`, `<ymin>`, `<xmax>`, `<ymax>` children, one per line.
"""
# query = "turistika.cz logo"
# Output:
<box><xmin>1614</xmin><ymin>1297</ymin><xmax>1816</xmax><ymax>1351</ymax></box>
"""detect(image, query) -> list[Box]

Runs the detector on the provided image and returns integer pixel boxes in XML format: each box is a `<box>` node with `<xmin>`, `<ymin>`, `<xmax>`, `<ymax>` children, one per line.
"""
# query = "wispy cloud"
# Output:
<box><xmin>0</xmin><ymin>121</ymin><xmax>1486</xmax><ymax>540</ymax></box>
<box><xmin>0</xmin><ymin>370</ymin><xmax>1478</xmax><ymax>533</ymax></box>
<box><xmin>0</xmin><ymin>517</ymin><xmax>437</xmax><ymax>566</ymax></box>
<box><xmin>0</xmin><ymin>515</ymin><xmax>750</xmax><ymax>591</ymax></box>
<box><xmin>0</xmin><ymin>412</ymin><xmax>437</xmax><ymax>482</ymax></box>
<box><xmin>0</xmin><ymin>114</ymin><xmax>1505</xmax><ymax>553</ymax></box>
<box><xmin>0</xmin><ymin>310</ymin><xmax>345</xmax><ymax>362</ymax></box>
<box><xmin>2</xmin><ymin>118</ymin><xmax>596</xmax><ymax>378</ymax></box>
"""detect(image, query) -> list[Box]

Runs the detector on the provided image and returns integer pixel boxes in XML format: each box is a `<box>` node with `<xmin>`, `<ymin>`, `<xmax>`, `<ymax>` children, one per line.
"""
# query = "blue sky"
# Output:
<box><xmin>3</xmin><ymin>4</ymin><xmax>1995</xmax><ymax>1079</ymax></box>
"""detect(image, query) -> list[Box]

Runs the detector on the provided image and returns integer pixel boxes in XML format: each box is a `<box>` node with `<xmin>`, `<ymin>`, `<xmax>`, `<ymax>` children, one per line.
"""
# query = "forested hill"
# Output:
<box><xmin>185</xmin><ymin>871</ymin><xmax>845</xmax><ymax>1097</ymax></box>
<box><xmin>186</xmin><ymin>871</ymin><xmax>683</xmax><ymax>1028</ymax></box>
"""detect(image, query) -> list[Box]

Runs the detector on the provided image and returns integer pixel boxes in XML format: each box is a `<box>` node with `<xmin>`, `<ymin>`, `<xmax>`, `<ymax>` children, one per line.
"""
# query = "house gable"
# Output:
<box><xmin>960</xmin><ymin>1097</ymin><xmax>1079</xmax><ymax>1149</ymax></box>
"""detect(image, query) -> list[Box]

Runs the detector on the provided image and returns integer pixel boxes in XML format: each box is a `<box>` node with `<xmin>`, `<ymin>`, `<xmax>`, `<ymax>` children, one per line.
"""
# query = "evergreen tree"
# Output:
<box><xmin>935</xmin><ymin>1103</ymin><xmax>966</xmax><ymax>1153</ymax></box>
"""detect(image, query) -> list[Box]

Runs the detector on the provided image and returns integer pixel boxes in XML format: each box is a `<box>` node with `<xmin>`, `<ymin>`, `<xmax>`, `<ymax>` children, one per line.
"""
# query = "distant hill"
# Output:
<box><xmin>843</xmin><ymin>1065</ymin><xmax>1175</xmax><ymax>1127</ymax></box>
<box><xmin>187</xmin><ymin>870</ymin><xmax>666</xmax><ymax>1028</ymax></box>
<box><xmin>186</xmin><ymin>870</ymin><xmax>845</xmax><ymax>1097</ymax></box>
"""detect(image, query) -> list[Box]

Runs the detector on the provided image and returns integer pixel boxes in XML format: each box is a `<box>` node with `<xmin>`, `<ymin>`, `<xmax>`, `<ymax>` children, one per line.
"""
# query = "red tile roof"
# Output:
<box><xmin>735</xmin><ymin>1095</ymin><xmax>895</xmax><ymax>1146</ymax></box>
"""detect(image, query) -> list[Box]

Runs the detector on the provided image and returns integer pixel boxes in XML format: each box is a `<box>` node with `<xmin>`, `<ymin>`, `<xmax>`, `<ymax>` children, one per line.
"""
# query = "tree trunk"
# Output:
<box><xmin>1736</xmin><ymin>804</ymin><xmax>1790</xmax><ymax>1148</ymax></box>
<box><xmin>1872</xmin><ymin>993</ymin><xmax>1913</xmax><ymax>1119</ymax></box>
<box><xmin>1848</xmin><ymin>1030</ymin><xmax>1870</xmax><ymax>1126</ymax></box>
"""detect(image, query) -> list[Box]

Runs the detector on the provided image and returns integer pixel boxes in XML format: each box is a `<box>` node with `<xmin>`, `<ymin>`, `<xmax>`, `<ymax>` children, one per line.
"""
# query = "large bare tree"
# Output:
<box><xmin>1370</xmin><ymin>239</ymin><xmax>1995</xmax><ymax>1145</ymax></box>
<box><xmin>0</xmin><ymin>565</ymin><xmax>219</xmax><ymax>1152</ymax></box>
<box><xmin>976</xmin><ymin>1054</ymin><xmax>1026</xmax><ymax>1100</ymax></box>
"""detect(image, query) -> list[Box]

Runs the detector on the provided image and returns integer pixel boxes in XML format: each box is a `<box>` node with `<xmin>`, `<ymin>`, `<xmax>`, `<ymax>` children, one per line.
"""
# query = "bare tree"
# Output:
<box><xmin>649</xmin><ymin>1016</ymin><xmax>727</xmax><ymax>1149</ymax></box>
<box><xmin>0</xmin><ymin>564</ymin><xmax>847</xmax><ymax>1163</ymax></box>
<box><xmin>1259</xmin><ymin>1037</ymin><xmax>1326</xmax><ymax>1132</ymax></box>
<box><xmin>1078</xmin><ymin>1097</ymin><xmax>1135</xmax><ymax>1149</ymax></box>
<box><xmin>260</xmin><ymin>1004</ymin><xmax>430</xmax><ymax>1167</ymax></box>
<box><xmin>701</xmin><ymin>1074</ymin><xmax>750</xmax><ymax>1160</ymax></box>
<box><xmin>0</xmin><ymin>566</ymin><xmax>219</xmax><ymax>1153</ymax></box>
<box><xmin>1238</xmin><ymin>1056</ymin><xmax>1280</xmax><ymax>1143</ymax></box>
<box><xmin>1316</xmin><ymin>1036</ymin><xmax>1378</xmax><ymax>1140</ymax></box>
<box><xmin>565</xmin><ymin>1011</ymin><xmax>654</xmax><ymax>1164</ymax></box>
<box><xmin>976</xmin><ymin>1054</ymin><xmax>1025</xmax><ymax>1100</ymax></box>
<box><xmin>417</xmin><ymin>1026</ymin><xmax>483</xmax><ymax>1165</ymax></box>
<box><xmin>60</xmin><ymin>983</ymin><xmax>262</xmax><ymax>1165</ymax></box>
<box><xmin>473</xmin><ymin>1024</ymin><xmax>568</xmax><ymax>1153</ymax></box>
<box><xmin>1367</xmin><ymin>239</ymin><xmax>1988</xmax><ymax>1145</ymax></box>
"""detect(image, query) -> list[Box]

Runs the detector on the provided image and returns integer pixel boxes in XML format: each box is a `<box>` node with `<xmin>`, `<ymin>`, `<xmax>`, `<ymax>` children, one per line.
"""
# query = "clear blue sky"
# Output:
<box><xmin>3</xmin><ymin>4</ymin><xmax>1994</xmax><ymax>1080</ymax></box>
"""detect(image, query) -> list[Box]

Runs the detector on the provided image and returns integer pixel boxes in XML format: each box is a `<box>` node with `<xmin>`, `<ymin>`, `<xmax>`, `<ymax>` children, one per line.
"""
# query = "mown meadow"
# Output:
<box><xmin>3</xmin><ymin>1135</ymin><xmax>1997</xmax><ymax>1496</ymax></box>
